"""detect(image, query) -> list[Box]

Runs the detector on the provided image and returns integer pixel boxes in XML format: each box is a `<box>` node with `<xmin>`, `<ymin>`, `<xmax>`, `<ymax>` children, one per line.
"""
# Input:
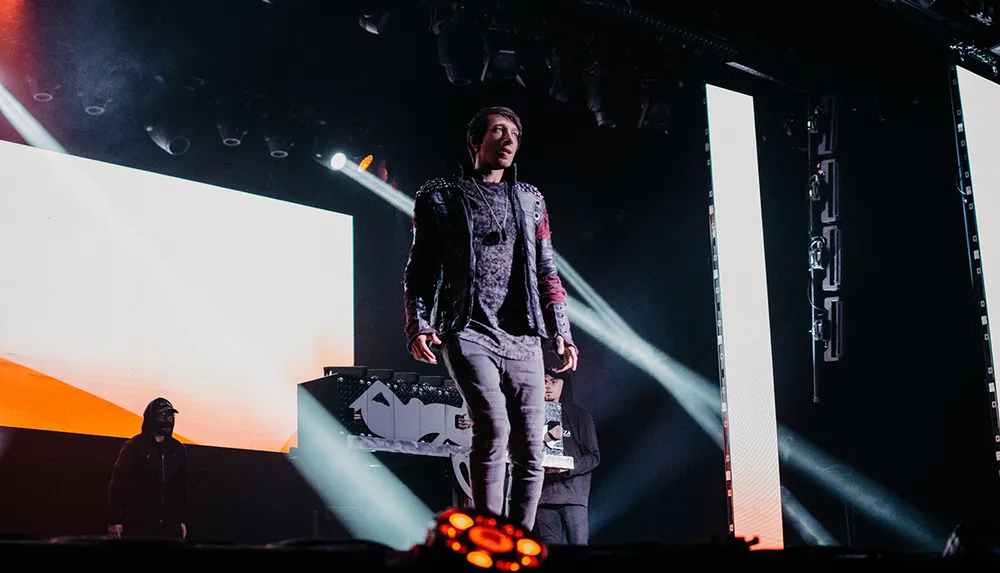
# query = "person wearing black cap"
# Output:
<box><xmin>107</xmin><ymin>397</ymin><xmax>189</xmax><ymax>539</ymax></box>
<box><xmin>536</xmin><ymin>369</ymin><xmax>599</xmax><ymax>545</ymax></box>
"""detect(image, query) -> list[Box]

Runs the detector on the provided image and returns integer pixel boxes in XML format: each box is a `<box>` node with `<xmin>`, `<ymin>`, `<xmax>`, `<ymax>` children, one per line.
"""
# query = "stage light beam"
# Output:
<box><xmin>293</xmin><ymin>391</ymin><xmax>434</xmax><ymax>549</ymax></box>
<box><xmin>0</xmin><ymin>76</ymin><xmax>66</xmax><ymax>153</ymax></box>
<box><xmin>325</xmin><ymin>128</ymin><xmax>946</xmax><ymax>550</ymax></box>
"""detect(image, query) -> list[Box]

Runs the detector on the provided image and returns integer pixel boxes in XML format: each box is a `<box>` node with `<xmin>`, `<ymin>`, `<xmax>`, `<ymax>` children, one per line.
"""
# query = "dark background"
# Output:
<box><xmin>0</xmin><ymin>0</ymin><xmax>998</xmax><ymax>550</ymax></box>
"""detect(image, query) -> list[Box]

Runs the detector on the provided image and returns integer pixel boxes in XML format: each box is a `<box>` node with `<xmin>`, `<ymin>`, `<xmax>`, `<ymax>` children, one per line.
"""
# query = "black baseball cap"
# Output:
<box><xmin>149</xmin><ymin>397</ymin><xmax>178</xmax><ymax>414</ymax></box>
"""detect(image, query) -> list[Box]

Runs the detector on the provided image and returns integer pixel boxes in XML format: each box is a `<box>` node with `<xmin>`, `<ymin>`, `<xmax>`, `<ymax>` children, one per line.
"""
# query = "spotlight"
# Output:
<box><xmin>216</xmin><ymin>112</ymin><xmax>250</xmax><ymax>147</ymax></box>
<box><xmin>418</xmin><ymin>508</ymin><xmax>546</xmax><ymax>571</ymax></box>
<box><xmin>481</xmin><ymin>36</ymin><xmax>520</xmax><ymax>83</ymax></box>
<box><xmin>26</xmin><ymin>77</ymin><xmax>60</xmax><ymax>102</ymax></box>
<box><xmin>546</xmin><ymin>51</ymin><xmax>580</xmax><ymax>104</ymax></box>
<box><xmin>217</xmin><ymin>124</ymin><xmax>246</xmax><ymax>147</ymax></box>
<box><xmin>638</xmin><ymin>87</ymin><xmax>670</xmax><ymax>133</ymax></box>
<box><xmin>265</xmin><ymin>135</ymin><xmax>293</xmax><ymax>158</ymax></box>
<box><xmin>146</xmin><ymin>119</ymin><xmax>191</xmax><ymax>156</ymax></box>
<box><xmin>359</xmin><ymin>11</ymin><xmax>392</xmax><ymax>35</ymax></box>
<box><xmin>330</xmin><ymin>152</ymin><xmax>347</xmax><ymax>170</ymax></box>
<box><xmin>435</xmin><ymin>17</ymin><xmax>485</xmax><ymax>86</ymax></box>
<box><xmin>79</xmin><ymin>92</ymin><xmax>111</xmax><ymax>116</ymax></box>
<box><xmin>583</xmin><ymin>63</ymin><xmax>639</xmax><ymax>129</ymax></box>
<box><xmin>582</xmin><ymin>63</ymin><xmax>630</xmax><ymax>128</ymax></box>
<box><xmin>584</xmin><ymin>75</ymin><xmax>614</xmax><ymax>128</ymax></box>
<box><xmin>358</xmin><ymin>154</ymin><xmax>374</xmax><ymax>171</ymax></box>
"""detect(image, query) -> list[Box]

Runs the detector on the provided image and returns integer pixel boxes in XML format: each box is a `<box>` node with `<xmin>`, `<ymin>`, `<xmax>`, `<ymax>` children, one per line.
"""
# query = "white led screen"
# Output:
<box><xmin>706</xmin><ymin>84</ymin><xmax>784</xmax><ymax>549</ymax></box>
<box><xmin>0</xmin><ymin>140</ymin><xmax>354</xmax><ymax>452</ymax></box>
<box><xmin>955</xmin><ymin>65</ymin><xmax>1000</xmax><ymax>448</ymax></box>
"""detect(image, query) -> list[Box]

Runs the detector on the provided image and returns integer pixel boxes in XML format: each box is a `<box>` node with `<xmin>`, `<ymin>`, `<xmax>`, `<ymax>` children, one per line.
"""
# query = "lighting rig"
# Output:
<box><xmin>807</xmin><ymin>95</ymin><xmax>843</xmax><ymax>403</ymax></box>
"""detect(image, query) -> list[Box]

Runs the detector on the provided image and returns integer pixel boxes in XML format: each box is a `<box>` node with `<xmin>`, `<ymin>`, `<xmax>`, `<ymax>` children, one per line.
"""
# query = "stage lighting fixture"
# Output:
<box><xmin>481</xmin><ymin>36</ymin><xmax>520</xmax><ymax>84</ymax></box>
<box><xmin>435</xmin><ymin>17</ymin><xmax>485</xmax><ymax>87</ymax></box>
<box><xmin>583</xmin><ymin>63</ymin><xmax>634</xmax><ymax>128</ymax></box>
<box><xmin>265</xmin><ymin>135</ymin><xmax>293</xmax><ymax>158</ymax></box>
<box><xmin>358</xmin><ymin>154</ymin><xmax>374</xmax><ymax>171</ymax></box>
<box><xmin>584</xmin><ymin>76</ymin><xmax>613</xmax><ymax>127</ymax></box>
<box><xmin>359</xmin><ymin>11</ymin><xmax>392</xmax><ymax>35</ymax></box>
<box><xmin>26</xmin><ymin>77</ymin><xmax>59</xmax><ymax>102</ymax></box>
<box><xmin>420</xmin><ymin>508</ymin><xmax>546</xmax><ymax>571</ymax></box>
<box><xmin>822</xmin><ymin>296</ymin><xmax>843</xmax><ymax>362</ymax></box>
<box><xmin>79</xmin><ymin>93</ymin><xmax>110</xmax><ymax>116</ymax></box>
<box><xmin>821</xmin><ymin>225</ymin><xmax>842</xmax><ymax>292</ymax></box>
<box><xmin>639</xmin><ymin>90</ymin><xmax>670</xmax><ymax>133</ymax></box>
<box><xmin>145</xmin><ymin>119</ymin><xmax>191</xmax><ymax>156</ymax></box>
<box><xmin>545</xmin><ymin>51</ymin><xmax>580</xmax><ymax>103</ymax></box>
<box><xmin>217</xmin><ymin>123</ymin><xmax>248</xmax><ymax>147</ymax></box>
<box><xmin>215</xmin><ymin>104</ymin><xmax>249</xmax><ymax>147</ymax></box>
<box><xmin>330</xmin><ymin>152</ymin><xmax>347</xmax><ymax>170</ymax></box>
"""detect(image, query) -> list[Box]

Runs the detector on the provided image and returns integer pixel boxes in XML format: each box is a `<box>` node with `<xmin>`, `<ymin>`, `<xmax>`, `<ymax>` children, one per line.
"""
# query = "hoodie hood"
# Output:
<box><xmin>141</xmin><ymin>397</ymin><xmax>178</xmax><ymax>437</ymax></box>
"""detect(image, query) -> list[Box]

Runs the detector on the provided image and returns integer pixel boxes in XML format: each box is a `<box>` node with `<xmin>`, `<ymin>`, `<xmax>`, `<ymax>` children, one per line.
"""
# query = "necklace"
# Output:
<box><xmin>471</xmin><ymin>178</ymin><xmax>509</xmax><ymax>245</ymax></box>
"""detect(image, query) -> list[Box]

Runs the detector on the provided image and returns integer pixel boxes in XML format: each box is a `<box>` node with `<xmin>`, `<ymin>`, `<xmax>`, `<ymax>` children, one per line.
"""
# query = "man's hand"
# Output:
<box><xmin>180</xmin><ymin>523</ymin><xmax>187</xmax><ymax>539</ymax></box>
<box><xmin>552</xmin><ymin>335</ymin><xmax>578</xmax><ymax>372</ymax></box>
<box><xmin>108</xmin><ymin>524</ymin><xmax>123</xmax><ymax>538</ymax></box>
<box><xmin>410</xmin><ymin>332</ymin><xmax>442</xmax><ymax>364</ymax></box>
<box><xmin>455</xmin><ymin>414</ymin><xmax>472</xmax><ymax>430</ymax></box>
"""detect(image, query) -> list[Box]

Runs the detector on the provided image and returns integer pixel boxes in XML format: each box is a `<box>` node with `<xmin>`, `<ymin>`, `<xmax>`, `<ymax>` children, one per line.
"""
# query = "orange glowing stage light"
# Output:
<box><xmin>358</xmin><ymin>154</ymin><xmax>374</xmax><ymax>171</ymax></box>
<box><xmin>417</xmin><ymin>507</ymin><xmax>548</xmax><ymax>571</ymax></box>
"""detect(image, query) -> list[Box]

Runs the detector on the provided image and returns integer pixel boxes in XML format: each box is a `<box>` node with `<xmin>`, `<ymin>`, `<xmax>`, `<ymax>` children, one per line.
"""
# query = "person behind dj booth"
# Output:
<box><xmin>107</xmin><ymin>397</ymin><xmax>189</xmax><ymax>540</ymax></box>
<box><xmin>536</xmin><ymin>368</ymin><xmax>599</xmax><ymax>545</ymax></box>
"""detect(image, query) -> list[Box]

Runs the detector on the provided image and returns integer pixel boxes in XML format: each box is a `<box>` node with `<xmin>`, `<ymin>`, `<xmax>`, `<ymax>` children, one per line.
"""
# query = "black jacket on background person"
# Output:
<box><xmin>540</xmin><ymin>401</ymin><xmax>600</xmax><ymax>506</ymax></box>
<box><xmin>107</xmin><ymin>400</ymin><xmax>189</xmax><ymax>538</ymax></box>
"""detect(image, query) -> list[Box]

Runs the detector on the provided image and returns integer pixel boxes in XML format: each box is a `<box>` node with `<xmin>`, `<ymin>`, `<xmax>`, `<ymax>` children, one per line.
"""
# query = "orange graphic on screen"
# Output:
<box><xmin>0</xmin><ymin>356</ymin><xmax>193</xmax><ymax>444</ymax></box>
<box><xmin>0</xmin><ymin>139</ymin><xmax>354</xmax><ymax>452</ymax></box>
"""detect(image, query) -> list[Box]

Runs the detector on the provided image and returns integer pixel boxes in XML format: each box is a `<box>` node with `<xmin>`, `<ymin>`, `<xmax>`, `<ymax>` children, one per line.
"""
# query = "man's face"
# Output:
<box><xmin>544</xmin><ymin>374</ymin><xmax>563</xmax><ymax>402</ymax></box>
<box><xmin>154</xmin><ymin>410</ymin><xmax>175</xmax><ymax>423</ymax></box>
<box><xmin>153</xmin><ymin>409</ymin><xmax>175</xmax><ymax>436</ymax></box>
<box><xmin>472</xmin><ymin>114</ymin><xmax>519</xmax><ymax>170</ymax></box>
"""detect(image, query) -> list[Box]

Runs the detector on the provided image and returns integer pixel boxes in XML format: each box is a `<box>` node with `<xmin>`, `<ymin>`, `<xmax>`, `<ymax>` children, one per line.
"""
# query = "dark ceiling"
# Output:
<box><xmin>1</xmin><ymin>0</ymin><xmax>997</xmax><ymax>170</ymax></box>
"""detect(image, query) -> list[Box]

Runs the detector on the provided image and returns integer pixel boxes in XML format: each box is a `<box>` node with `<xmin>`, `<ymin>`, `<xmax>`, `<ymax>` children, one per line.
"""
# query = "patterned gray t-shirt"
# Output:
<box><xmin>455</xmin><ymin>179</ymin><xmax>542</xmax><ymax>361</ymax></box>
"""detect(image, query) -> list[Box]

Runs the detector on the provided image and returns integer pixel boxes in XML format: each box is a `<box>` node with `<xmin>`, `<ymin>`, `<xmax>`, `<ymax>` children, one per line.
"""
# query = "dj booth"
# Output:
<box><xmin>296</xmin><ymin>365</ymin><xmax>574</xmax><ymax>525</ymax></box>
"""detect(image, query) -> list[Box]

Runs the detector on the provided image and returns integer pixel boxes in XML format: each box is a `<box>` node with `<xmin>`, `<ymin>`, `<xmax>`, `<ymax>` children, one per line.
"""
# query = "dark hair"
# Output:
<box><xmin>466</xmin><ymin>106</ymin><xmax>523</xmax><ymax>161</ymax></box>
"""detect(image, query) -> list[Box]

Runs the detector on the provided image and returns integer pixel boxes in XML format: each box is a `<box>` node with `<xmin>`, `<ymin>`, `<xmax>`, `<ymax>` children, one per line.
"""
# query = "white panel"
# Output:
<box><xmin>0</xmin><ymin>140</ymin><xmax>354</xmax><ymax>452</ymax></box>
<box><xmin>957</xmin><ymin>67</ymin><xmax>1000</xmax><ymax>374</ymax></box>
<box><xmin>706</xmin><ymin>84</ymin><xmax>784</xmax><ymax>549</ymax></box>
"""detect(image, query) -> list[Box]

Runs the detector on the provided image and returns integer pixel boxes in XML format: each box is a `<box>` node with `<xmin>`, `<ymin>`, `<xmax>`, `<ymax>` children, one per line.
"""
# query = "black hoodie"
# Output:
<box><xmin>539</xmin><ymin>372</ymin><xmax>600</xmax><ymax>507</ymax></box>
<box><xmin>107</xmin><ymin>399</ymin><xmax>189</xmax><ymax>537</ymax></box>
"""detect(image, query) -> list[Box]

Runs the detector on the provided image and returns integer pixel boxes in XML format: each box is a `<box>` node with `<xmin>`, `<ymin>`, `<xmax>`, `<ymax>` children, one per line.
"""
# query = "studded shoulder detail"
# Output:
<box><xmin>515</xmin><ymin>181</ymin><xmax>543</xmax><ymax>200</ymax></box>
<box><xmin>416</xmin><ymin>177</ymin><xmax>453</xmax><ymax>197</ymax></box>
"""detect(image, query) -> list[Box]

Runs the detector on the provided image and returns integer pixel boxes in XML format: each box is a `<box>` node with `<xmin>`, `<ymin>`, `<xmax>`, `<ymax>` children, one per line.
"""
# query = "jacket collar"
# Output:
<box><xmin>455</xmin><ymin>162</ymin><xmax>519</xmax><ymax>186</ymax></box>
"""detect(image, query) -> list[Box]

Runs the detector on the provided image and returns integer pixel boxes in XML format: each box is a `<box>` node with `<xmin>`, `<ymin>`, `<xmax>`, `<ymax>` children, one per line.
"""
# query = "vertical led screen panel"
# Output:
<box><xmin>0</xmin><ymin>140</ymin><xmax>354</xmax><ymax>452</ymax></box>
<box><xmin>954</xmin><ymin>65</ymin><xmax>1000</xmax><ymax>456</ymax></box>
<box><xmin>706</xmin><ymin>84</ymin><xmax>784</xmax><ymax>549</ymax></box>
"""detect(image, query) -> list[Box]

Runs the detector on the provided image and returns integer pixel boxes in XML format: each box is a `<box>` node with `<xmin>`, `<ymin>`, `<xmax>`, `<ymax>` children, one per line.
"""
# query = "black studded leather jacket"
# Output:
<box><xmin>403</xmin><ymin>165</ymin><xmax>574</xmax><ymax>351</ymax></box>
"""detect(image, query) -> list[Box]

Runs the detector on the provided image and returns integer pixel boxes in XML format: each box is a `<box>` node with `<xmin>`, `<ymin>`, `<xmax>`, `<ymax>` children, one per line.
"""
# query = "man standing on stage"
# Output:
<box><xmin>536</xmin><ymin>370</ymin><xmax>599</xmax><ymax>545</ymax></box>
<box><xmin>403</xmin><ymin>106</ymin><xmax>578</xmax><ymax>530</ymax></box>
<box><xmin>107</xmin><ymin>397</ymin><xmax>189</xmax><ymax>539</ymax></box>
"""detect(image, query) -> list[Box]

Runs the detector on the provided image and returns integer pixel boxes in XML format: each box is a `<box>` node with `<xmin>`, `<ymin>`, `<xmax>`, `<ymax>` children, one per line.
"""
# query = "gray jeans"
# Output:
<box><xmin>442</xmin><ymin>338</ymin><xmax>546</xmax><ymax>530</ymax></box>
